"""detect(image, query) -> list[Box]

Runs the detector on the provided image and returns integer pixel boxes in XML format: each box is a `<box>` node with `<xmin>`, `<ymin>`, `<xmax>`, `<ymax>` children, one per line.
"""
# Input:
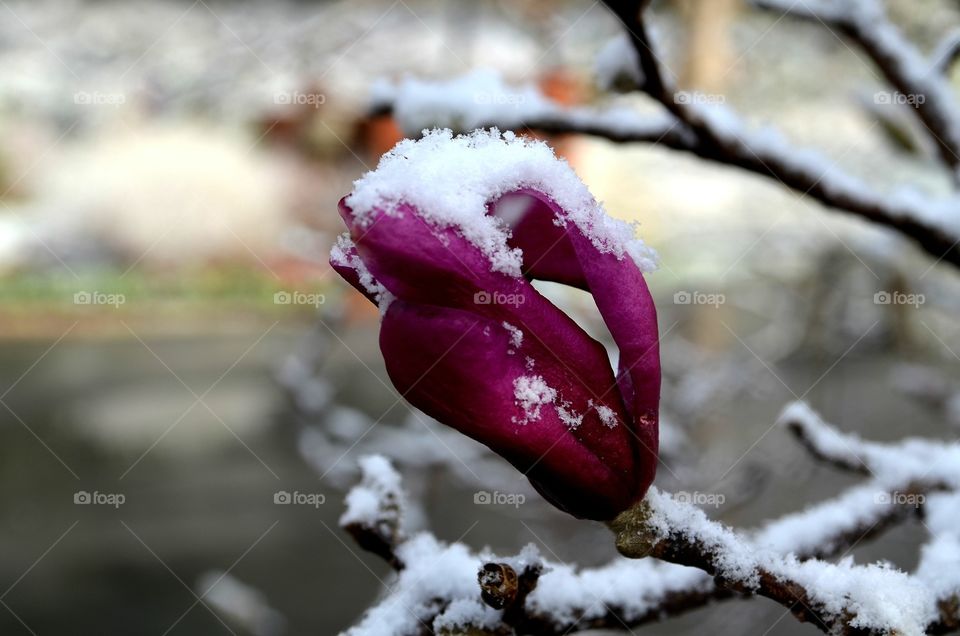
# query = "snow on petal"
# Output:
<box><xmin>344</xmin><ymin>128</ymin><xmax>656</xmax><ymax>277</ymax></box>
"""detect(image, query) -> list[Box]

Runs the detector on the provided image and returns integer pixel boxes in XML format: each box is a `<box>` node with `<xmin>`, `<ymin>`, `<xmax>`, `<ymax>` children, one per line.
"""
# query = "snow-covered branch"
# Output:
<box><xmin>607</xmin><ymin>403</ymin><xmax>960</xmax><ymax>635</ymax></box>
<box><xmin>610</xmin><ymin>488</ymin><xmax>936</xmax><ymax>635</ymax></box>
<box><xmin>605</xmin><ymin>402</ymin><xmax>960</xmax><ymax>634</ymax></box>
<box><xmin>339</xmin><ymin>399</ymin><xmax>960</xmax><ymax>635</ymax></box>
<box><xmin>916</xmin><ymin>492</ymin><xmax>960</xmax><ymax>633</ymax></box>
<box><xmin>597</xmin><ymin>0</ymin><xmax>960</xmax><ymax>269</ymax></box>
<box><xmin>369</xmin><ymin>69</ymin><xmax>689</xmax><ymax>146</ymax></box>
<box><xmin>372</xmin><ymin>65</ymin><xmax>960</xmax><ymax>271</ymax></box>
<box><xmin>751</xmin><ymin>0</ymin><xmax>960</xmax><ymax>177</ymax></box>
<box><xmin>777</xmin><ymin>401</ymin><xmax>960</xmax><ymax>490</ymax></box>
<box><xmin>340</xmin><ymin>455</ymin><xmax>406</xmax><ymax>570</ymax></box>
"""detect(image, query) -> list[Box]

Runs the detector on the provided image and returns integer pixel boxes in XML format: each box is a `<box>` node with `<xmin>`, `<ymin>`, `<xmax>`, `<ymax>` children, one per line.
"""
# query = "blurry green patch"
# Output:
<box><xmin>0</xmin><ymin>266</ymin><xmax>335</xmax><ymax>314</ymax></box>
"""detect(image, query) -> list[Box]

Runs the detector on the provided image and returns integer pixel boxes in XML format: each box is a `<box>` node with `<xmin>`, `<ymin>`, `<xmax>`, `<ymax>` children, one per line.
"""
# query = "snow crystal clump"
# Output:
<box><xmin>502</xmin><ymin>321</ymin><xmax>523</xmax><ymax>352</ymax></box>
<box><xmin>917</xmin><ymin>533</ymin><xmax>960</xmax><ymax>599</ymax></box>
<box><xmin>528</xmin><ymin>558</ymin><xmax>711</xmax><ymax>626</ymax></box>
<box><xmin>497</xmin><ymin>542</ymin><xmax>542</xmax><ymax>573</ymax></box>
<box><xmin>773</xmin><ymin>556</ymin><xmax>937</xmax><ymax>634</ymax></box>
<box><xmin>340</xmin><ymin>454</ymin><xmax>404</xmax><ymax>527</ymax></box>
<box><xmin>344</xmin><ymin>534</ymin><xmax>482</xmax><ymax>636</ymax></box>
<box><xmin>513</xmin><ymin>375</ymin><xmax>557</xmax><ymax>424</ymax></box>
<box><xmin>556</xmin><ymin>400</ymin><xmax>584</xmax><ymax>431</ymax></box>
<box><xmin>432</xmin><ymin>599</ymin><xmax>502</xmax><ymax>633</ymax></box>
<box><xmin>591</xmin><ymin>401</ymin><xmax>618</xmax><ymax>429</ymax></box>
<box><xmin>644</xmin><ymin>488</ymin><xmax>762</xmax><ymax>587</ymax></box>
<box><xmin>345</xmin><ymin>128</ymin><xmax>657</xmax><ymax>277</ymax></box>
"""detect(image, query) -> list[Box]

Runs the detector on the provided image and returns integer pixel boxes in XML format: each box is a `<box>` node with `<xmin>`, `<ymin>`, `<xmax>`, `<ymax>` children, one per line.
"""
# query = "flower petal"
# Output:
<box><xmin>379</xmin><ymin>298</ymin><xmax>638</xmax><ymax>520</ymax></box>
<box><xmin>494</xmin><ymin>191</ymin><xmax>661</xmax><ymax>488</ymax></box>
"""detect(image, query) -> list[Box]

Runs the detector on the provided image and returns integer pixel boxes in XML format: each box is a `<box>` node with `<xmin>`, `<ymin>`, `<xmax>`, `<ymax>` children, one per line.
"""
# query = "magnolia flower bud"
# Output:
<box><xmin>330</xmin><ymin>129</ymin><xmax>660</xmax><ymax>520</ymax></box>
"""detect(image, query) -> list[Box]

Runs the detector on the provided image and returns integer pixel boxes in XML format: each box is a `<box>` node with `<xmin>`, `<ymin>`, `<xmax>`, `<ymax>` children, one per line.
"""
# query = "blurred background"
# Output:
<box><xmin>2</xmin><ymin>0</ymin><xmax>960</xmax><ymax>634</ymax></box>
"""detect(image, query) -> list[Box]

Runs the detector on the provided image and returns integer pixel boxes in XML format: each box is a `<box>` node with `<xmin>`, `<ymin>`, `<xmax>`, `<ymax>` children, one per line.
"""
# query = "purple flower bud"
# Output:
<box><xmin>329</xmin><ymin>130</ymin><xmax>660</xmax><ymax>520</ymax></box>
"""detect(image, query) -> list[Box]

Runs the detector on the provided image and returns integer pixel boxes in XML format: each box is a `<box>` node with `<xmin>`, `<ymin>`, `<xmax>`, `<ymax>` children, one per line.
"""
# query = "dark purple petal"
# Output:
<box><xmin>379</xmin><ymin>298</ymin><xmax>637</xmax><ymax>520</ymax></box>
<box><xmin>493</xmin><ymin>191</ymin><xmax>661</xmax><ymax>489</ymax></box>
<box><xmin>329</xmin><ymin>237</ymin><xmax>381</xmax><ymax>305</ymax></box>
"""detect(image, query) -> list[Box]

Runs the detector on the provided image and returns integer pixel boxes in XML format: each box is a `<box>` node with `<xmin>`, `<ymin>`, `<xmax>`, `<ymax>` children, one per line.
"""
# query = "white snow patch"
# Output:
<box><xmin>917</xmin><ymin>533</ymin><xmax>960</xmax><ymax>599</ymax></box>
<box><xmin>513</xmin><ymin>375</ymin><xmax>557</xmax><ymax>425</ymax></box>
<box><xmin>591</xmin><ymin>401</ymin><xmax>618</xmax><ymax>429</ymax></box>
<box><xmin>773</xmin><ymin>556</ymin><xmax>936</xmax><ymax>633</ymax></box>
<box><xmin>916</xmin><ymin>492</ymin><xmax>960</xmax><ymax>599</ymax></box>
<box><xmin>432</xmin><ymin>599</ymin><xmax>502</xmax><ymax>633</ymax></box>
<box><xmin>501</xmin><ymin>321</ymin><xmax>523</xmax><ymax>353</ymax></box>
<box><xmin>645</xmin><ymin>486</ymin><xmax>941</xmax><ymax>633</ymax></box>
<box><xmin>754</xmin><ymin>482</ymin><xmax>897</xmax><ymax>557</ymax></box>
<box><xmin>344</xmin><ymin>534</ymin><xmax>482</xmax><ymax>636</ymax></box>
<box><xmin>528</xmin><ymin>558</ymin><xmax>711</xmax><ymax>625</ymax></box>
<box><xmin>345</xmin><ymin>128</ymin><xmax>657</xmax><ymax>276</ymax></box>
<box><xmin>340</xmin><ymin>454</ymin><xmax>404</xmax><ymax>528</ymax></box>
<box><xmin>645</xmin><ymin>488</ymin><xmax>762</xmax><ymax>587</ymax></box>
<box><xmin>555</xmin><ymin>400</ymin><xmax>584</xmax><ymax>431</ymax></box>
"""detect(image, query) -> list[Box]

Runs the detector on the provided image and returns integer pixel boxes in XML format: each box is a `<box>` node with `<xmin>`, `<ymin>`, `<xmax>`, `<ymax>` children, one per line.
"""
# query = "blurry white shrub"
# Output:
<box><xmin>35</xmin><ymin>123</ymin><xmax>290</xmax><ymax>266</ymax></box>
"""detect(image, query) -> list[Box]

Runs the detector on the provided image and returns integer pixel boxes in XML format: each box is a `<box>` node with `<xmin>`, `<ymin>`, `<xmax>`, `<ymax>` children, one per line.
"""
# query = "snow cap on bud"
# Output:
<box><xmin>329</xmin><ymin>129</ymin><xmax>660</xmax><ymax>520</ymax></box>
